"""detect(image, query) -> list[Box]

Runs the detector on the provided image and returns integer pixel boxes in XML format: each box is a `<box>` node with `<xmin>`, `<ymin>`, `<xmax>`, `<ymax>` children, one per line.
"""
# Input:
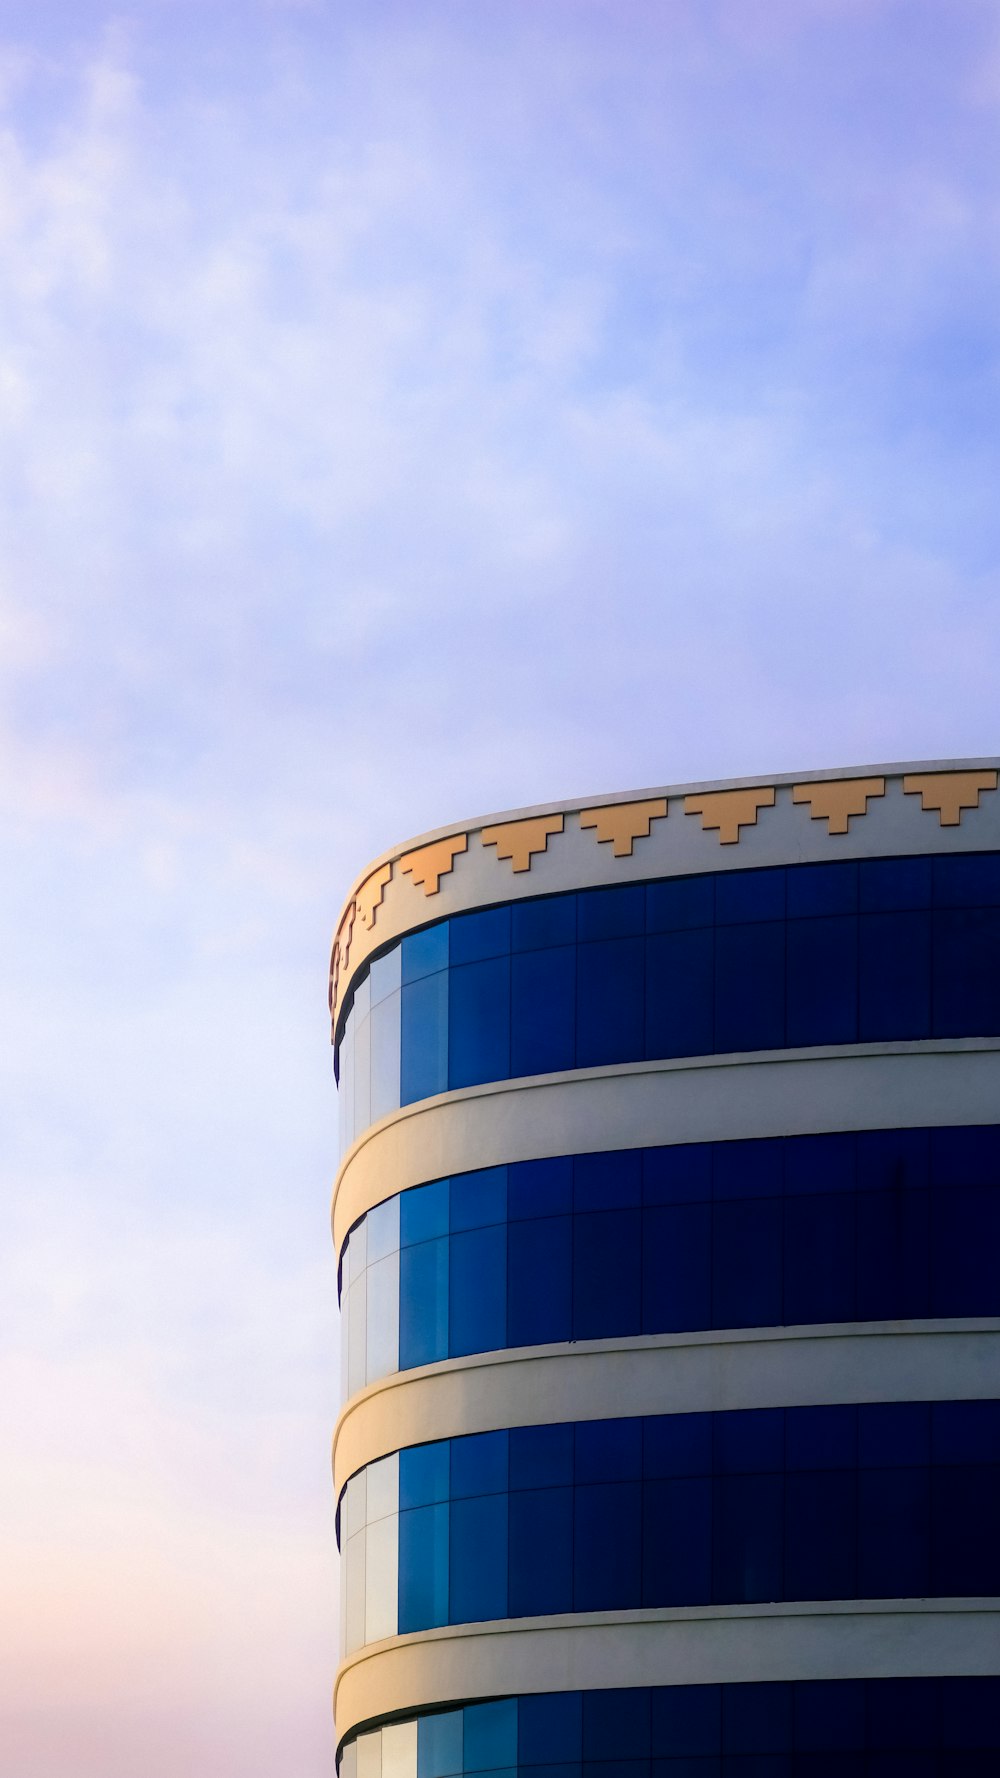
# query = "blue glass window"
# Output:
<box><xmin>450</xmin><ymin>1493</ymin><xmax>507</xmax><ymax>1622</ymax></box>
<box><xmin>714</xmin><ymin>921</ymin><xmax>785</xmax><ymax>1052</ymax></box>
<box><xmin>508</xmin><ymin>1487</ymin><xmax>573</xmax><ymax>1616</ymax></box>
<box><xmin>645</xmin><ymin>929</ymin><xmax>714</xmax><ymax>1058</ymax></box>
<box><xmin>511</xmin><ymin>947</ymin><xmax>575</xmax><ymax>1077</ymax></box>
<box><xmin>401</xmin><ymin>971</ymin><xmax>448</xmax><ymax>1103</ymax></box>
<box><xmin>450</xmin><ymin>906</ymin><xmax>511</xmax><ymax>965</ymax></box>
<box><xmin>398</xmin><ymin>1501</ymin><xmax>449</xmax><ymax>1630</ymax></box>
<box><xmin>575</xmin><ymin>935</ymin><xmax>644</xmax><ymax>1067</ymax></box>
<box><xmin>449</xmin><ymin>957</ymin><xmax>510</xmax><ymax>1089</ymax></box>
<box><xmin>507</xmin><ymin>1216</ymin><xmax>572</xmax><ymax>1347</ymax></box>
<box><xmin>450</xmin><ymin>1224</ymin><xmax>506</xmax><ymax>1357</ymax></box>
<box><xmin>786</xmin><ymin>914</ymin><xmax>858</xmax><ymax>1047</ymax></box>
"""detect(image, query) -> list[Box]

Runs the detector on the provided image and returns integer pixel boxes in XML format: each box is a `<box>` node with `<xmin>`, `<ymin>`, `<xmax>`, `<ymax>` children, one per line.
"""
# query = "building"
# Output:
<box><xmin>331</xmin><ymin>759</ymin><xmax>1000</xmax><ymax>1777</ymax></box>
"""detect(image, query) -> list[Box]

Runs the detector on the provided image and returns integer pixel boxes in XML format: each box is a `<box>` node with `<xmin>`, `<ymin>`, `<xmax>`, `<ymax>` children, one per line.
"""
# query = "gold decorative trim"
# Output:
<box><xmin>481</xmin><ymin>814</ymin><xmax>565</xmax><ymax>872</ymax></box>
<box><xmin>398</xmin><ymin>835</ymin><xmax>468</xmax><ymax>896</ymax></box>
<box><xmin>356</xmin><ymin>863</ymin><xmax>392</xmax><ymax>931</ymax></box>
<box><xmin>579</xmin><ymin>798</ymin><xmax>668</xmax><ymax>857</ymax></box>
<box><xmin>330</xmin><ymin>900</ymin><xmax>357</xmax><ymax>1019</ymax></box>
<box><xmin>792</xmin><ymin>777</ymin><xmax>885</xmax><ymax>834</ymax></box>
<box><xmin>903</xmin><ymin>770</ymin><xmax>999</xmax><ymax>826</ymax></box>
<box><xmin>683</xmin><ymin>787</ymin><xmax>775</xmax><ymax>845</ymax></box>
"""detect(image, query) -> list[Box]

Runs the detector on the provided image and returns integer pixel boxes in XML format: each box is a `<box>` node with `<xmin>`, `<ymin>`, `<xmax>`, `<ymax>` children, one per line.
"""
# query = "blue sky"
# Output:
<box><xmin>1</xmin><ymin>2</ymin><xmax>999</xmax><ymax>1773</ymax></box>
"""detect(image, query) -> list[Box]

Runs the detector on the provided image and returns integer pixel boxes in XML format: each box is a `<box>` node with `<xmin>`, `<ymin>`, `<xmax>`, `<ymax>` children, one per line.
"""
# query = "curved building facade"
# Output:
<box><xmin>331</xmin><ymin>760</ymin><xmax>1000</xmax><ymax>1775</ymax></box>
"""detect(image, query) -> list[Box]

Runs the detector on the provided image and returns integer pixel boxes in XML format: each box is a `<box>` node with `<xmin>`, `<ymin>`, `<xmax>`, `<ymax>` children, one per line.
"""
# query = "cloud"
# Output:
<box><xmin>1</xmin><ymin>5</ymin><xmax>999</xmax><ymax>1773</ymax></box>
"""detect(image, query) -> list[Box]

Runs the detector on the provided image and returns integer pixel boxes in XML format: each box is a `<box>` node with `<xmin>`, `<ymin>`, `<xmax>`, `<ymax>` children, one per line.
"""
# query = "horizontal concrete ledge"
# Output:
<box><xmin>334</xmin><ymin>1597</ymin><xmax>1000</xmax><ymax>1745</ymax></box>
<box><xmin>332</xmin><ymin>1039</ymin><xmax>1000</xmax><ymax>1256</ymax></box>
<box><xmin>333</xmin><ymin>1319</ymin><xmax>1000</xmax><ymax>1497</ymax></box>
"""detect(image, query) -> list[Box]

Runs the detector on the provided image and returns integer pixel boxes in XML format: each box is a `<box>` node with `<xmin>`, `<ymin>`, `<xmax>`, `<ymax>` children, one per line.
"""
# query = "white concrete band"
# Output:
<box><xmin>333</xmin><ymin>1039</ymin><xmax>1000</xmax><ymax>1256</ymax></box>
<box><xmin>334</xmin><ymin>1599</ymin><xmax>1000</xmax><ymax>1746</ymax></box>
<box><xmin>333</xmin><ymin>1319</ymin><xmax>1000</xmax><ymax>1496</ymax></box>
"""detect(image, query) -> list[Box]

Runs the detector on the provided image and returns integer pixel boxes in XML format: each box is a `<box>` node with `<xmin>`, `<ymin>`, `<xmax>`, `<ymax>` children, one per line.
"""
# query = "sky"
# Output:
<box><xmin>1</xmin><ymin>1</ymin><xmax>999</xmax><ymax>1773</ymax></box>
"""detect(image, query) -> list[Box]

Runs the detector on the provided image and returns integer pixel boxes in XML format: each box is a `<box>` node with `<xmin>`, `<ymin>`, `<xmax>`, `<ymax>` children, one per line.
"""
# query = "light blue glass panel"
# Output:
<box><xmin>354</xmin><ymin>1011</ymin><xmax>372</xmax><ymax>1138</ymax></box>
<box><xmin>463</xmin><ymin>1701</ymin><xmax>518</xmax><ymax>1773</ymax></box>
<box><xmin>347</xmin><ymin>1223</ymin><xmax>368</xmax><ymax>1398</ymax></box>
<box><xmin>344</xmin><ymin>1525</ymin><xmax>366</xmax><ymax>1654</ymax></box>
<box><xmin>339</xmin><ymin>1011</ymin><xmax>356</xmax><ymax>1154</ymax></box>
<box><xmin>366</xmin><ymin>1249</ymin><xmax>400</xmax><ymax>1384</ymax></box>
<box><xmin>365</xmin><ymin>1507</ymin><xmax>398</xmax><ymax>1643</ymax></box>
<box><xmin>370</xmin><ymin>988</ymin><xmax>402</xmax><ymax>1124</ymax></box>
<box><xmin>417</xmin><ymin>1709</ymin><xmax>463</xmax><ymax>1778</ymax></box>
<box><xmin>370</xmin><ymin>945</ymin><xmax>402</xmax><ymax>1005</ymax></box>
<box><xmin>367</xmin><ymin>1196</ymin><xmax>401</xmax><ymax>1264</ymax></box>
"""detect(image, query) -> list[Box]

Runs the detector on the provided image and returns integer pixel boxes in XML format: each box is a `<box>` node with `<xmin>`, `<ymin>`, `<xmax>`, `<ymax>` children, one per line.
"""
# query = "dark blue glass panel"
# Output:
<box><xmin>786</xmin><ymin>915</ymin><xmax>858</xmax><ymax>1047</ymax></box>
<box><xmin>642</xmin><ymin>1203</ymin><xmax>711</xmax><ymax>1333</ymax></box>
<box><xmin>786</xmin><ymin>1406</ymin><xmax>857</xmax><ymax>1471</ymax></box>
<box><xmin>859</xmin><ymin>1403</ymin><xmax>930</xmax><ymax>1467</ymax></box>
<box><xmin>712</xmin><ymin>1199</ymin><xmax>782</xmax><ymax>1328</ymax></box>
<box><xmin>399</xmin><ymin>1439</ymin><xmax>450</xmax><ymax>1507</ymax></box>
<box><xmin>932</xmin><ymin>1467</ymin><xmax>1000</xmax><ymax>1594</ymax></box>
<box><xmin>932</xmin><ymin>1399</ymin><xmax>1000</xmax><ymax>1465</ymax></box>
<box><xmin>643</xmin><ymin>1144</ymin><xmax>712</xmax><ymax>1204</ymax></box>
<box><xmin>401</xmin><ymin>972</ymin><xmax>449</xmax><ymax>1103</ymax></box>
<box><xmin>575</xmin><ymin>1417</ymin><xmax>642</xmax><ymax>1483</ymax></box>
<box><xmin>518</xmin><ymin>1693</ymin><xmax>583</xmax><ymax>1764</ymax></box>
<box><xmin>449</xmin><ymin>956</ymin><xmax>510</xmax><ymax>1090</ymax></box>
<box><xmin>573</xmin><ymin>1481</ymin><xmax>641</xmax><ymax>1609</ymax></box>
<box><xmin>449</xmin><ymin>1224</ymin><xmax>506</xmax><ymax>1357</ymax></box>
<box><xmin>716</xmin><ymin>869</ymin><xmax>785</xmax><ymax>925</ymax></box>
<box><xmin>782</xmin><ymin>1193</ymin><xmax>856</xmax><ymax>1324</ymax></box>
<box><xmin>464</xmin><ymin>1700</ymin><xmax>518</xmax><ymax>1772</ymax></box>
<box><xmin>577</xmin><ymin>883</ymin><xmax>645</xmax><ymax>939</ymax></box>
<box><xmin>652</xmin><ymin>1685</ymin><xmax>721</xmax><ymax>1755</ymax></box>
<box><xmin>643</xmin><ymin>1476</ymin><xmax>711</xmax><ymax>1604</ymax></box>
<box><xmin>398</xmin><ymin>1501</ymin><xmax>449</xmax><ymax>1630</ymax></box>
<box><xmin>932</xmin><ymin>1123</ymin><xmax>1000</xmax><ymax>1185</ymax></box>
<box><xmin>712</xmin><ymin>1474</ymin><xmax>784</xmax><ymax>1602</ymax></box>
<box><xmin>715</xmin><ymin>922</ymin><xmax>785</xmax><ymax>1052</ymax></box>
<box><xmin>857</xmin><ymin>1187</ymin><xmax>930</xmax><ymax>1321</ymax></box>
<box><xmin>576</xmin><ymin>935</ymin><xmax>645</xmax><ymax>1066</ymax></box>
<box><xmin>402</xmin><ymin>1178</ymin><xmax>449</xmax><ymax>1244</ymax></box>
<box><xmin>931</xmin><ymin>1184</ymin><xmax>1000</xmax><ymax>1315</ymax></box>
<box><xmin>418</xmin><ymin>1710</ymin><xmax>463</xmax><ymax>1778</ymax></box>
<box><xmin>714</xmin><ymin>1139</ymin><xmax>783</xmax><ymax>1200</ymax></box>
<box><xmin>509</xmin><ymin>1422</ymin><xmax>574</xmax><ymax>1489</ymax></box>
<box><xmin>508</xmin><ymin>1157</ymin><xmax>573</xmax><ymax>1220</ymax></box>
<box><xmin>858</xmin><ymin>1127</ymin><xmax>931</xmax><ymax>1192</ymax></box>
<box><xmin>507</xmin><ymin>1487</ymin><xmax>573</xmax><ymax>1615</ymax></box>
<box><xmin>450</xmin><ymin>1166</ymin><xmax>506</xmax><ymax>1232</ymax></box>
<box><xmin>859</xmin><ymin>910</ymin><xmax>931</xmax><ymax>1040</ymax></box>
<box><xmin>784</xmin><ymin>1132</ymin><xmax>855</xmax><ymax>1196</ymax></box>
<box><xmin>792</xmin><ymin>1680</ymin><xmax>864</xmax><ymax>1751</ymax></box>
<box><xmin>932</xmin><ymin>907</ymin><xmax>1000</xmax><ymax>1036</ymax></box>
<box><xmin>939</xmin><ymin>1676</ymin><xmax>1000</xmax><ymax>1748</ymax></box>
<box><xmin>857</xmin><ymin>1469</ymin><xmax>930</xmax><ymax>1595</ymax></box>
<box><xmin>866</xmin><ymin>1754</ymin><xmax>935</xmax><ymax>1778</ymax></box>
<box><xmin>399</xmin><ymin>1237</ymin><xmax>449</xmax><ymax>1368</ymax></box>
<box><xmin>511</xmin><ymin>894</ymin><xmax>576</xmax><ymax>952</ymax></box>
<box><xmin>575</xmin><ymin>1149</ymin><xmax>642</xmax><ymax>1209</ymax></box>
<box><xmin>449</xmin><ymin>905</ymin><xmax>510</xmax><ymax>965</ymax></box>
<box><xmin>644</xmin><ymin>1412</ymin><xmax>711</xmax><ymax>1477</ymax></box>
<box><xmin>786</xmin><ymin>862</ymin><xmax>857</xmax><ymax>918</ymax></box>
<box><xmin>583</xmin><ymin>1688</ymin><xmax>651</xmax><ymax>1758</ymax></box>
<box><xmin>784</xmin><ymin>1472</ymin><xmax>856</xmax><ymax>1598</ymax></box>
<box><xmin>645</xmin><ymin>929</ymin><xmax>714</xmax><ymax>1058</ymax></box>
<box><xmin>402</xmin><ymin>922</ymin><xmax>449</xmax><ymax>982</ymax></box>
<box><xmin>450</xmin><ymin>1430</ymin><xmax>507</xmax><ymax>1498</ymax></box>
<box><xmin>449</xmin><ymin>1493</ymin><xmax>507</xmax><ymax>1622</ymax></box>
<box><xmin>932</xmin><ymin>852</ymin><xmax>1000</xmax><ymax>907</ymax></box>
<box><xmin>714</xmin><ymin>1409</ymin><xmax>783</xmax><ymax>1474</ymax></box>
<box><xmin>646</xmin><ymin>874</ymin><xmax>715</xmax><ymax>931</ymax></box>
<box><xmin>572</xmin><ymin>1208</ymin><xmax>641</xmax><ymax>1339</ymax></box>
<box><xmin>865</xmin><ymin>1675</ymin><xmax>938</xmax><ymax>1749</ymax></box>
<box><xmin>511</xmin><ymin>947</ymin><xmax>576</xmax><ymax>1077</ymax></box>
<box><xmin>507</xmin><ymin>1216</ymin><xmax>572</xmax><ymax>1347</ymax></box>
<box><xmin>723</xmin><ymin>1683</ymin><xmax>792</xmax><ymax>1752</ymax></box>
<box><xmin>860</xmin><ymin>855</ymin><xmax>932</xmax><ymax>912</ymax></box>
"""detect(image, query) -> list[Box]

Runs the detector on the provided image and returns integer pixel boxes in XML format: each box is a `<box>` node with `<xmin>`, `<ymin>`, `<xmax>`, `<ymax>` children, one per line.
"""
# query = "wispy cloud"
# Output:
<box><xmin>2</xmin><ymin>3</ymin><xmax>999</xmax><ymax>1772</ymax></box>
